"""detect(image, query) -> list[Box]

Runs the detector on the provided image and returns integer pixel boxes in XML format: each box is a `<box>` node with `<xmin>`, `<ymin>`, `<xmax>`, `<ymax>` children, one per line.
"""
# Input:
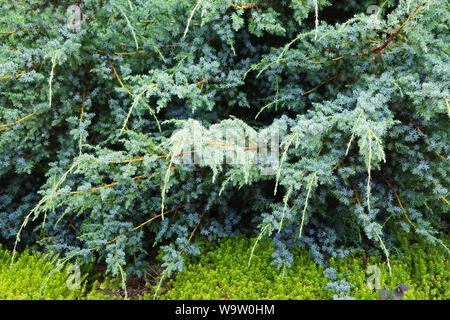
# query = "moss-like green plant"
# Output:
<box><xmin>147</xmin><ymin>237</ymin><xmax>328</xmax><ymax>300</ymax></box>
<box><xmin>150</xmin><ymin>235</ymin><xmax>449</xmax><ymax>300</ymax></box>
<box><xmin>0</xmin><ymin>244</ymin><xmax>110</xmax><ymax>300</ymax></box>
<box><xmin>334</xmin><ymin>234</ymin><xmax>450</xmax><ymax>300</ymax></box>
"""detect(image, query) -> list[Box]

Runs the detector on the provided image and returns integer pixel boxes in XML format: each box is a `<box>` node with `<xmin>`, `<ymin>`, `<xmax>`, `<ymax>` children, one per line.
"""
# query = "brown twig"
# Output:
<box><xmin>371</xmin><ymin>4</ymin><xmax>422</xmax><ymax>55</ymax></box>
<box><xmin>88</xmin><ymin>204</ymin><xmax>188</xmax><ymax>251</ymax></box>
<box><xmin>0</xmin><ymin>112</ymin><xmax>36</xmax><ymax>131</ymax></box>
<box><xmin>302</xmin><ymin>70</ymin><xmax>341</xmax><ymax>96</ymax></box>
<box><xmin>377</xmin><ymin>172</ymin><xmax>415</xmax><ymax>228</ymax></box>
<box><xmin>408</xmin><ymin>117</ymin><xmax>447</xmax><ymax>160</ymax></box>
<box><xmin>229</xmin><ymin>2</ymin><xmax>261</xmax><ymax>10</ymax></box>
<box><xmin>349</xmin><ymin>178</ymin><xmax>363</xmax><ymax>207</ymax></box>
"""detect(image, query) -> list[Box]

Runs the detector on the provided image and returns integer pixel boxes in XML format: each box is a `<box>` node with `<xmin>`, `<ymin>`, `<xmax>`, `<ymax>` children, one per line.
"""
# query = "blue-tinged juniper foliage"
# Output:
<box><xmin>0</xmin><ymin>0</ymin><xmax>448</xmax><ymax>280</ymax></box>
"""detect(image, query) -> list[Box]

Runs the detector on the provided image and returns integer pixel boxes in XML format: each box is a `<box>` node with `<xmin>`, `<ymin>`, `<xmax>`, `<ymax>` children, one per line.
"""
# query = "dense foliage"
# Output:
<box><xmin>1</xmin><ymin>234</ymin><xmax>447</xmax><ymax>300</ymax></box>
<box><xmin>1</xmin><ymin>0</ymin><xmax>448</xmax><ymax>286</ymax></box>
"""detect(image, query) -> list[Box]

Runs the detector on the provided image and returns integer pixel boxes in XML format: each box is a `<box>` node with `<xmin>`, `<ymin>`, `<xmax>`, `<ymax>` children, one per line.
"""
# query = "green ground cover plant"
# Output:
<box><xmin>154</xmin><ymin>235</ymin><xmax>449</xmax><ymax>300</ymax></box>
<box><xmin>0</xmin><ymin>244</ymin><xmax>110</xmax><ymax>299</ymax></box>
<box><xmin>0</xmin><ymin>234</ymin><xmax>447</xmax><ymax>300</ymax></box>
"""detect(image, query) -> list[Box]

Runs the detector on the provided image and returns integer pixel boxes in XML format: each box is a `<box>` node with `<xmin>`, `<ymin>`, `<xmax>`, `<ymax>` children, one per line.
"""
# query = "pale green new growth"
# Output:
<box><xmin>48</xmin><ymin>49</ymin><xmax>61</xmax><ymax>110</ymax></box>
<box><xmin>114</xmin><ymin>4</ymin><xmax>139</xmax><ymax>50</ymax></box>
<box><xmin>248</xmin><ymin>224</ymin><xmax>271</xmax><ymax>267</ymax></box>
<box><xmin>279</xmin><ymin>184</ymin><xmax>293</xmax><ymax>232</ymax></box>
<box><xmin>314</xmin><ymin>0</ymin><xmax>319</xmax><ymax>40</ymax></box>
<box><xmin>345</xmin><ymin>110</ymin><xmax>364</xmax><ymax>156</ymax></box>
<box><xmin>183</xmin><ymin>0</ymin><xmax>203</xmax><ymax>38</ymax></box>
<box><xmin>11</xmin><ymin>161</ymin><xmax>81</xmax><ymax>269</ymax></box>
<box><xmin>120</xmin><ymin>84</ymin><xmax>155</xmax><ymax>135</ymax></box>
<box><xmin>275</xmin><ymin>131</ymin><xmax>300</xmax><ymax>195</ymax></box>
<box><xmin>298</xmin><ymin>171</ymin><xmax>318</xmax><ymax>239</ymax></box>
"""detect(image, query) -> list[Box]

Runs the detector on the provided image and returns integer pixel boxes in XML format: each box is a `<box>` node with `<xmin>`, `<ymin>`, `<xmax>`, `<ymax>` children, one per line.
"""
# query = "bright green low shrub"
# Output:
<box><xmin>158</xmin><ymin>237</ymin><xmax>331</xmax><ymax>300</ymax></box>
<box><xmin>1</xmin><ymin>234</ymin><xmax>448</xmax><ymax>300</ymax></box>
<box><xmin>155</xmin><ymin>235</ymin><xmax>449</xmax><ymax>300</ymax></box>
<box><xmin>332</xmin><ymin>235</ymin><xmax>450</xmax><ymax>300</ymax></box>
<box><xmin>0</xmin><ymin>244</ymin><xmax>109</xmax><ymax>300</ymax></box>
